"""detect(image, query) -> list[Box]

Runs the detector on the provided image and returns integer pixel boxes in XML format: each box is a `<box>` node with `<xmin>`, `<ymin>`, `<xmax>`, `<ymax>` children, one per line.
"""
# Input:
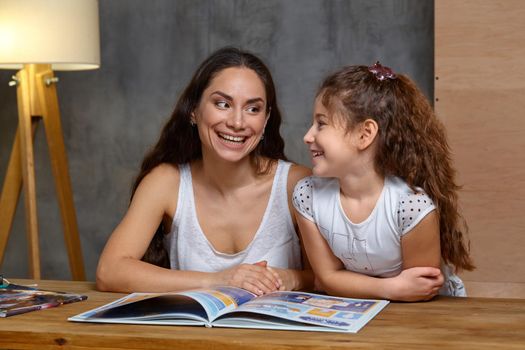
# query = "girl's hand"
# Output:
<box><xmin>388</xmin><ymin>267</ymin><xmax>444</xmax><ymax>301</ymax></box>
<box><xmin>214</xmin><ymin>261</ymin><xmax>281</xmax><ymax>296</ymax></box>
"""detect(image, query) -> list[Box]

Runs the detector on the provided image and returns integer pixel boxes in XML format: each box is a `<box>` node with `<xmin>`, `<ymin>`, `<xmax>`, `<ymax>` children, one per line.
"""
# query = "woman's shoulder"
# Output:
<box><xmin>286</xmin><ymin>163</ymin><xmax>312</xmax><ymax>187</ymax></box>
<box><xmin>135</xmin><ymin>163</ymin><xmax>182</xmax><ymax>218</ymax></box>
<box><xmin>148</xmin><ymin>163</ymin><xmax>181</xmax><ymax>180</ymax></box>
<box><xmin>138</xmin><ymin>163</ymin><xmax>181</xmax><ymax>195</ymax></box>
<box><xmin>283</xmin><ymin>162</ymin><xmax>311</xmax><ymax>210</ymax></box>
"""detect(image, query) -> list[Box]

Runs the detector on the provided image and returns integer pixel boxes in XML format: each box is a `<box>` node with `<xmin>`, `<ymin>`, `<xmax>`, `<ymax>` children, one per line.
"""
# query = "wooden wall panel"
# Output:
<box><xmin>435</xmin><ymin>0</ymin><xmax>525</xmax><ymax>297</ymax></box>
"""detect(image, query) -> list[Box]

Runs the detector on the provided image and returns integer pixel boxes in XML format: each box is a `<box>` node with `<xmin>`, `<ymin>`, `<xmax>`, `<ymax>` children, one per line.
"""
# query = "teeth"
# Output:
<box><xmin>312</xmin><ymin>151</ymin><xmax>323</xmax><ymax>157</ymax></box>
<box><xmin>219</xmin><ymin>133</ymin><xmax>245</xmax><ymax>142</ymax></box>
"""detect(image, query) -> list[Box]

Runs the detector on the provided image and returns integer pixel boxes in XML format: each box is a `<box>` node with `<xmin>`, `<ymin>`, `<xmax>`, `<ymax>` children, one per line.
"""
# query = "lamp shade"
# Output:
<box><xmin>0</xmin><ymin>0</ymin><xmax>100</xmax><ymax>71</ymax></box>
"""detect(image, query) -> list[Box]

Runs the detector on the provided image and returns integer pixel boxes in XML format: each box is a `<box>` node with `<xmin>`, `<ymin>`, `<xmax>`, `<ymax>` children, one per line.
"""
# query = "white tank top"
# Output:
<box><xmin>164</xmin><ymin>160</ymin><xmax>302</xmax><ymax>272</ymax></box>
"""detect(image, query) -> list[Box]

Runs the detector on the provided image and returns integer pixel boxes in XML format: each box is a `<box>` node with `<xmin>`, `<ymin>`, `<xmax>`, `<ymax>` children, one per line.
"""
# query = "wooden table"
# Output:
<box><xmin>1</xmin><ymin>280</ymin><xmax>524</xmax><ymax>349</ymax></box>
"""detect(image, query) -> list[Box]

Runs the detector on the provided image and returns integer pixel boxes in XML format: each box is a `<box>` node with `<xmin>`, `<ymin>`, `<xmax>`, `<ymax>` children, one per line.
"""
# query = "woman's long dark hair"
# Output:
<box><xmin>319</xmin><ymin>65</ymin><xmax>474</xmax><ymax>271</ymax></box>
<box><xmin>135</xmin><ymin>47</ymin><xmax>287</xmax><ymax>267</ymax></box>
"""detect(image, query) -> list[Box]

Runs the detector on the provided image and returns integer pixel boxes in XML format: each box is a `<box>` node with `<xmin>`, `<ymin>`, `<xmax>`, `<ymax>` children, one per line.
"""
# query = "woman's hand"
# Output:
<box><xmin>266</xmin><ymin>266</ymin><xmax>295</xmax><ymax>291</ymax></box>
<box><xmin>388</xmin><ymin>267</ymin><xmax>444</xmax><ymax>301</ymax></box>
<box><xmin>214</xmin><ymin>261</ymin><xmax>281</xmax><ymax>296</ymax></box>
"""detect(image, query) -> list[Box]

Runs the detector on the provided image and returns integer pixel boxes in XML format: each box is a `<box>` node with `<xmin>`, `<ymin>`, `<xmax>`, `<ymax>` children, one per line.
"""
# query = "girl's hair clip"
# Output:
<box><xmin>368</xmin><ymin>61</ymin><xmax>397</xmax><ymax>81</ymax></box>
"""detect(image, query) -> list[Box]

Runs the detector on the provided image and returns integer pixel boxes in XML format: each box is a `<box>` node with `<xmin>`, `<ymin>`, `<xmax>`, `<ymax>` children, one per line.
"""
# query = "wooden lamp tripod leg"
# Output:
<box><xmin>0</xmin><ymin>66</ymin><xmax>85</xmax><ymax>280</ymax></box>
<box><xmin>16</xmin><ymin>68</ymin><xmax>41</xmax><ymax>279</ymax></box>
<box><xmin>0</xmin><ymin>131</ymin><xmax>23</xmax><ymax>266</ymax></box>
<box><xmin>0</xmin><ymin>126</ymin><xmax>38</xmax><ymax>270</ymax></box>
<box><xmin>36</xmin><ymin>69</ymin><xmax>85</xmax><ymax>281</ymax></box>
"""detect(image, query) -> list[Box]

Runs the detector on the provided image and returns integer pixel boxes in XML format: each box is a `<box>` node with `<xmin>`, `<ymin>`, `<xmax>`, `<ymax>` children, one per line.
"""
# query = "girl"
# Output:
<box><xmin>293</xmin><ymin>63</ymin><xmax>474</xmax><ymax>301</ymax></box>
<box><xmin>96</xmin><ymin>47</ymin><xmax>312</xmax><ymax>294</ymax></box>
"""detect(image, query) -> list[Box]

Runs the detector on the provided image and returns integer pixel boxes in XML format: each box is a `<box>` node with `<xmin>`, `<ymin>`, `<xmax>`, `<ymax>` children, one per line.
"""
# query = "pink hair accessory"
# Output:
<box><xmin>368</xmin><ymin>61</ymin><xmax>397</xmax><ymax>81</ymax></box>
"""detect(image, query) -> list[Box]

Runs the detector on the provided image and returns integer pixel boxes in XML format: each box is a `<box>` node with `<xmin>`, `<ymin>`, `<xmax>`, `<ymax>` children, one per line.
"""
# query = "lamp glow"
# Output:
<box><xmin>0</xmin><ymin>0</ymin><xmax>100</xmax><ymax>70</ymax></box>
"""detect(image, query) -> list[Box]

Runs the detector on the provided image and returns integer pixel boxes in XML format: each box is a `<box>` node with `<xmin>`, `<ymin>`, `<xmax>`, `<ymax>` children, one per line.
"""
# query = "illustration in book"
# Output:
<box><xmin>69</xmin><ymin>286</ymin><xmax>388</xmax><ymax>333</ymax></box>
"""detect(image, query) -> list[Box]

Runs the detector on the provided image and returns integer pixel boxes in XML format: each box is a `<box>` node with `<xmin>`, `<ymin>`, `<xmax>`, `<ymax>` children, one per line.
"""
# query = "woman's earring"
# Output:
<box><xmin>261</xmin><ymin>108</ymin><xmax>270</xmax><ymax>141</ymax></box>
<box><xmin>190</xmin><ymin>119</ymin><xmax>196</xmax><ymax>127</ymax></box>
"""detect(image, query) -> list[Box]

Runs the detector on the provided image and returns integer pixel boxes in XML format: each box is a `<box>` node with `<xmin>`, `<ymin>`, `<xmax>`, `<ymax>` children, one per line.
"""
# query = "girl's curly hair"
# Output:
<box><xmin>319</xmin><ymin>65</ymin><xmax>474</xmax><ymax>271</ymax></box>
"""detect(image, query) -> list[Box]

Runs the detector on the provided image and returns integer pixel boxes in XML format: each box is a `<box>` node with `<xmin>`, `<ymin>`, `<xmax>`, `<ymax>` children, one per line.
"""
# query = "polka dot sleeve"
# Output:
<box><xmin>397</xmin><ymin>192</ymin><xmax>436</xmax><ymax>235</ymax></box>
<box><xmin>292</xmin><ymin>177</ymin><xmax>315</xmax><ymax>222</ymax></box>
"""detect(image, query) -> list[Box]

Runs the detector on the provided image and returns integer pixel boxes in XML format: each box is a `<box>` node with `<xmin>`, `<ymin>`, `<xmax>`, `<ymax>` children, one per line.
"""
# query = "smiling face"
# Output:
<box><xmin>192</xmin><ymin>67</ymin><xmax>269</xmax><ymax>164</ymax></box>
<box><xmin>303</xmin><ymin>95</ymin><xmax>361</xmax><ymax>178</ymax></box>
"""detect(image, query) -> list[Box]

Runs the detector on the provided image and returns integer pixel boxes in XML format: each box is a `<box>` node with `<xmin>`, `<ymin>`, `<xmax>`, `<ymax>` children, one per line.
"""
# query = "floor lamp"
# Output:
<box><xmin>0</xmin><ymin>0</ymin><xmax>100</xmax><ymax>280</ymax></box>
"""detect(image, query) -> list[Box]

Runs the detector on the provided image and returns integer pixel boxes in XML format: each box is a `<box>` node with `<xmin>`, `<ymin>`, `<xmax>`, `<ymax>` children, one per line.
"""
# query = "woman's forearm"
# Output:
<box><xmin>96</xmin><ymin>257</ymin><xmax>215</xmax><ymax>293</ymax></box>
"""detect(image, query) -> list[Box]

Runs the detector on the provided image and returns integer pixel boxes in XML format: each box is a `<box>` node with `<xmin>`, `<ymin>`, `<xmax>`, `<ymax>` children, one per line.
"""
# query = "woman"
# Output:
<box><xmin>96</xmin><ymin>47</ymin><xmax>312</xmax><ymax>294</ymax></box>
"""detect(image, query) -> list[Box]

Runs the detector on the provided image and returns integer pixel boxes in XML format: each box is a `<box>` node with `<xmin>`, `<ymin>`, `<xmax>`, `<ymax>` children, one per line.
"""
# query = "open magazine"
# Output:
<box><xmin>69</xmin><ymin>286</ymin><xmax>388</xmax><ymax>333</ymax></box>
<box><xmin>0</xmin><ymin>281</ymin><xmax>87</xmax><ymax>317</ymax></box>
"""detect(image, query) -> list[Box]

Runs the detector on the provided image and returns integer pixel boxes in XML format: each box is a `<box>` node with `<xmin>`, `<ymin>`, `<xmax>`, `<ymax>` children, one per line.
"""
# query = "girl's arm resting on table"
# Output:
<box><xmin>398</xmin><ymin>210</ymin><xmax>443</xmax><ymax>299</ymax></box>
<box><xmin>295</xmin><ymin>211</ymin><xmax>443</xmax><ymax>301</ymax></box>
<box><xmin>401</xmin><ymin>210</ymin><xmax>441</xmax><ymax>269</ymax></box>
<box><xmin>96</xmin><ymin>165</ymin><xmax>281</xmax><ymax>294</ymax></box>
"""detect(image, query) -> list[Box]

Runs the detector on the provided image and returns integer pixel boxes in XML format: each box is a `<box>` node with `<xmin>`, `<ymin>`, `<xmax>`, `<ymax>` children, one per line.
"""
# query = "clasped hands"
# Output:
<box><xmin>215</xmin><ymin>260</ymin><xmax>286</xmax><ymax>296</ymax></box>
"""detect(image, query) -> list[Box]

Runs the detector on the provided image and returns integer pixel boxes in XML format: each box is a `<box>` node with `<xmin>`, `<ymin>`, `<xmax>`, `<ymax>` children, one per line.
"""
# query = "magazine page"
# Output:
<box><xmin>68</xmin><ymin>292</ymin><xmax>210</xmax><ymax>326</ymax></box>
<box><xmin>178</xmin><ymin>286</ymin><xmax>257</xmax><ymax>321</ymax></box>
<box><xmin>69</xmin><ymin>286</ymin><xmax>257</xmax><ymax>326</ymax></box>
<box><xmin>213</xmin><ymin>291</ymin><xmax>389</xmax><ymax>333</ymax></box>
<box><xmin>0</xmin><ymin>284</ymin><xmax>87</xmax><ymax>317</ymax></box>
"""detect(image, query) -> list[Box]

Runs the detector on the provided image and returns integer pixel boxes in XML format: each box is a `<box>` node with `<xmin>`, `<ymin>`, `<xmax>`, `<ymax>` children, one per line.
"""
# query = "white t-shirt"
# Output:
<box><xmin>293</xmin><ymin>176</ymin><xmax>465</xmax><ymax>297</ymax></box>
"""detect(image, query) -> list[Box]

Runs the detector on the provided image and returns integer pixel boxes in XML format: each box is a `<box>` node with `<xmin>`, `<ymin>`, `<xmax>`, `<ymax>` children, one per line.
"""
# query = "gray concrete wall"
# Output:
<box><xmin>0</xmin><ymin>0</ymin><xmax>433</xmax><ymax>280</ymax></box>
